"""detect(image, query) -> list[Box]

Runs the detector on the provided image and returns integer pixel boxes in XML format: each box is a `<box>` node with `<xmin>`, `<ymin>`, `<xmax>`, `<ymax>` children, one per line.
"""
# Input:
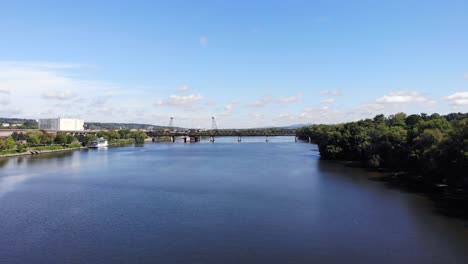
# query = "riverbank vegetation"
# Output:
<box><xmin>0</xmin><ymin>129</ymin><xmax>148</xmax><ymax>156</ymax></box>
<box><xmin>297</xmin><ymin>112</ymin><xmax>468</xmax><ymax>209</ymax></box>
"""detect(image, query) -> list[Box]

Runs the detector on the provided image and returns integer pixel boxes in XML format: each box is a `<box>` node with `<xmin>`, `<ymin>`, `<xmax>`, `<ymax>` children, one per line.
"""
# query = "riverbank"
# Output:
<box><xmin>0</xmin><ymin>146</ymin><xmax>88</xmax><ymax>158</ymax></box>
<box><xmin>0</xmin><ymin>139</ymin><xmax>142</xmax><ymax>159</ymax></box>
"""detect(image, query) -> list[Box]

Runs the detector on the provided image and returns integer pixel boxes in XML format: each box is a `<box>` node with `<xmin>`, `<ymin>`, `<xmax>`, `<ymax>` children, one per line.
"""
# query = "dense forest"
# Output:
<box><xmin>297</xmin><ymin>112</ymin><xmax>468</xmax><ymax>203</ymax></box>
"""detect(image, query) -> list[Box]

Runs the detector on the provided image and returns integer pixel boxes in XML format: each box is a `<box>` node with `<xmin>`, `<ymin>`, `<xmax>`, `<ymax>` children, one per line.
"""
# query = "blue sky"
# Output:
<box><xmin>0</xmin><ymin>0</ymin><xmax>467</xmax><ymax>128</ymax></box>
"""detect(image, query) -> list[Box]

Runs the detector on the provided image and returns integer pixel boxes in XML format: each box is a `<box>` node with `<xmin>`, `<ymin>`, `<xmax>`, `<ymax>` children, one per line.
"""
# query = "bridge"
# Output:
<box><xmin>145</xmin><ymin>117</ymin><xmax>298</xmax><ymax>142</ymax></box>
<box><xmin>147</xmin><ymin>129</ymin><xmax>297</xmax><ymax>143</ymax></box>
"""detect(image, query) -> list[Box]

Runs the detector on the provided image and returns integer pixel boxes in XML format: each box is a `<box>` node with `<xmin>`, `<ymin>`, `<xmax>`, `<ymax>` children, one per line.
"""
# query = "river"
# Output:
<box><xmin>0</xmin><ymin>138</ymin><xmax>467</xmax><ymax>263</ymax></box>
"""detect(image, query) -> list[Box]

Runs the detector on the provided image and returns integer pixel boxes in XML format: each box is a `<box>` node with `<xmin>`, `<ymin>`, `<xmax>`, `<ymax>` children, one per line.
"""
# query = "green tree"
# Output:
<box><xmin>55</xmin><ymin>132</ymin><xmax>68</xmax><ymax>144</ymax></box>
<box><xmin>130</xmin><ymin>131</ymin><xmax>147</xmax><ymax>144</ymax></box>
<box><xmin>3</xmin><ymin>136</ymin><xmax>16</xmax><ymax>150</ymax></box>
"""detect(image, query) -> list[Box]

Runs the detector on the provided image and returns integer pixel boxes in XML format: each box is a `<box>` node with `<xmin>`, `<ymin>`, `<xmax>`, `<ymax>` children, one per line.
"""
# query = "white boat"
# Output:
<box><xmin>89</xmin><ymin>137</ymin><xmax>108</xmax><ymax>148</ymax></box>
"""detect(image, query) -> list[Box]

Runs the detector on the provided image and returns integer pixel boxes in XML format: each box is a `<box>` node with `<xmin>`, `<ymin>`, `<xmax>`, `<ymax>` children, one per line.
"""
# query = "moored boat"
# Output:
<box><xmin>90</xmin><ymin>137</ymin><xmax>108</xmax><ymax>148</ymax></box>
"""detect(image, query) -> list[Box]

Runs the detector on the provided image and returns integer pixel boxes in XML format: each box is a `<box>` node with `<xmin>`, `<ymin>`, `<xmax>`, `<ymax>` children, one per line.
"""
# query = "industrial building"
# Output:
<box><xmin>38</xmin><ymin>118</ymin><xmax>84</xmax><ymax>131</ymax></box>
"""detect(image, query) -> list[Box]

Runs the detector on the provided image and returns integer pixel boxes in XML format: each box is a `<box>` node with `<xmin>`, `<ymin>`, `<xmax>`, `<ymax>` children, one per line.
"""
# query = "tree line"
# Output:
<box><xmin>297</xmin><ymin>113</ymin><xmax>468</xmax><ymax>194</ymax></box>
<box><xmin>0</xmin><ymin>129</ymin><xmax>147</xmax><ymax>154</ymax></box>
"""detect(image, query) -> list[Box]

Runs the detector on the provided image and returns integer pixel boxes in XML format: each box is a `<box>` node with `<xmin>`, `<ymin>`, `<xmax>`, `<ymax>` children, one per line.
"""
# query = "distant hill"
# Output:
<box><xmin>84</xmin><ymin>122</ymin><xmax>178</xmax><ymax>130</ymax></box>
<box><xmin>284</xmin><ymin>123</ymin><xmax>312</xmax><ymax>129</ymax></box>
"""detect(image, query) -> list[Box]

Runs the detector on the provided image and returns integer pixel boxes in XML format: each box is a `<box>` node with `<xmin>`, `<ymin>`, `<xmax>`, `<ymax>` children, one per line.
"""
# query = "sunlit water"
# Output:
<box><xmin>1</xmin><ymin>138</ymin><xmax>467</xmax><ymax>263</ymax></box>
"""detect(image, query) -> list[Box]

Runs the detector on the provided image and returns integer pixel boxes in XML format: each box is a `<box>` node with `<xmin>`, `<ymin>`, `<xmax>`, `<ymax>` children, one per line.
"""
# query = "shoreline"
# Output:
<box><xmin>0</xmin><ymin>146</ymin><xmax>88</xmax><ymax>158</ymax></box>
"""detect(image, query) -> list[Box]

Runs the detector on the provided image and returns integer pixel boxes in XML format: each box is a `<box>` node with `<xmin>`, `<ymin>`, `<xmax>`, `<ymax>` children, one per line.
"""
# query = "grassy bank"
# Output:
<box><xmin>0</xmin><ymin>143</ymin><xmax>84</xmax><ymax>158</ymax></box>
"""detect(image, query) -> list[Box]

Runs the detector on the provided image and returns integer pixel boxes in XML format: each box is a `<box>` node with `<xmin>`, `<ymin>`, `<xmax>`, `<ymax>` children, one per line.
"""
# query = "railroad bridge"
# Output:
<box><xmin>147</xmin><ymin>128</ymin><xmax>297</xmax><ymax>143</ymax></box>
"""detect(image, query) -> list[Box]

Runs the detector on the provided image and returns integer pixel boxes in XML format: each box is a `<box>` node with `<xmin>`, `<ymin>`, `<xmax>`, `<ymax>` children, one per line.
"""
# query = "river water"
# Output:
<box><xmin>0</xmin><ymin>138</ymin><xmax>467</xmax><ymax>263</ymax></box>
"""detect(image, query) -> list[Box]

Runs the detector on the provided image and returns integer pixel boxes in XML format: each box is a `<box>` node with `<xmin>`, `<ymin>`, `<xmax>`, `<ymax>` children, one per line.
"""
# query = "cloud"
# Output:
<box><xmin>444</xmin><ymin>92</ymin><xmax>468</xmax><ymax>107</ymax></box>
<box><xmin>345</xmin><ymin>91</ymin><xmax>436</xmax><ymax>121</ymax></box>
<box><xmin>224</xmin><ymin>103</ymin><xmax>234</xmax><ymax>112</ymax></box>
<box><xmin>0</xmin><ymin>98</ymin><xmax>11</xmax><ymax>105</ymax></box>
<box><xmin>0</xmin><ymin>88</ymin><xmax>10</xmax><ymax>94</ymax></box>
<box><xmin>0</xmin><ymin>61</ymin><xmax>141</xmax><ymax>121</ymax></box>
<box><xmin>248</xmin><ymin>97</ymin><xmax>273</xmax><ymax>107</ymax></box>
<box><xmin>42</xmin><ymin>90</ymin><xmax>77</xmax><ymax>100</ymax></box>
<box><xmin>156</xmin><ymin>94</ymin><xmax>203</xmax><ymax>106</ymax></box>
<box><xmin>88</xmin><ymin>97</ymin><xmax>109</xmax><ymax>108</ymax></box>
<box><xmin>250</xmin><ymin>112</ymin><xmax>264</xmax><ymax>119</ymax></box>
<box><xmin>320</xmin><ymin>98</ymin><xmax>336</xmax><ymax>104</ymax></box>
<box><xmin>320</xmin><ymin>89</ymin><xmax>341</xmax><ymax>96</ymax></box>
<box><xmin>177</xmin><ymin>85</ymin><xmax>190</xmax><ymax>92</ymax></box>
<box><xmin>276</xmin><ymin>106</ymin><xmax>343</xmax><ymax>125</ymax></box>
<box><xmin>204</xmin><ymin>99</ymin><xmax>217</xmax><ymax>106</ymax></box>
<box><xmin>0</xmin><ymin>61</ymin><xmax>82</xmax><ymax>70</ymax></box>
<box><xmin>199</xmin><ymin>36</ymin><xmax>208</xmax><ymax>46</ymax></box>
<box><xmin>274</xmin><ymin>91</ymin><xmax>439</xmax><ymax>126</ymax></box>
<box><xmin>277</xmin><ymin>93</ymin><xmax>303</xmax><ymax>104</ymax></box>
<box><xmin>375</xmin><ymin>91</ymin><xmax>431</xmax><ymax>104</ymax></box>
<box><xmin>464</xmin><ymin>73</ymin><xmax>468</xmax><ymax>80</ymax></box>
<box><xmin>247</xmin><ymin>93</ymin><xmax>302</xmax><ymax>107</ymax></box>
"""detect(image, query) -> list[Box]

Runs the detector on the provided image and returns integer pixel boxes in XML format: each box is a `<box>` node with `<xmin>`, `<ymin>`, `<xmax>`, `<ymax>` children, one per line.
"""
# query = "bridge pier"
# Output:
<box><xmin>171</xmin><ymin>136</ymin><xmax>175</xmax><ymax>143</ymax></box>
<box><xmin>308</xmin><ymin>136</ymin><xmax>311</xmax><ymax>144</ymax></box>
<box><xmin>266</xmin><ymin>136</ymin><xmax>269</xmax><ymax>142</ymax></box>
<box><xmin>295</xmin><ymin>136</ymin><xmax>298</xmax><ymax>143</ymax></box>
<box><xmin>237</xmin><ymin>136</ymin><xmax>241</xmax><ymax>143</ymax></box>
<box><xmin>210</xmin><ymin>136</ymin><xmax>215</xmax><ymax>143</ymax></box>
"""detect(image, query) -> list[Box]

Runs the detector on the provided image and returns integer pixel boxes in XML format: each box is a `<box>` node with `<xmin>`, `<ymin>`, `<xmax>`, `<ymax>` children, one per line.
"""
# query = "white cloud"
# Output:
<box><xmin>0</xmin><ymin>61</ymin><xmax>146</xmax><ymax>121</ymax></box>
<box><xmin>444</xmin><ymin>92</ymin><xmax>468</xmax><ymax>107</ymax></box>
<box><xmin>276</xmin><ymin>106</ymin><xmax>343</xmax><ymax>125</ymax></box>
<box><xmin>247</xmin><ymin>93</ymin><xmax>302</xmax><ymax>107</ymax></box>
<box><xmin>0</xmin><ymin>61</ymin><xmax>82</xmax><ymax>70</ymax></box>
<box><xmin>199</xmin><ymin>36</ymin><xmax>208</xmax><ymax>46</ymax></box>
<box><xmin>156</xmin><ymin>94</ymin><xmax>203</xmax><ymax>106</ymax></box>
<box><xmin>224</xmin><ymin>103</ymin><xmax>234</xmax><ymax>112</ymax></box>
<box><xmin>177</xmin><ymin>85</ymin><xmax>190</xmax><ymax>92</ymax></box>
<box><xmin>0</xmin><ymin>98</ymin><xmax>11</xmax><ymax>105</ymax></box>
<box><xmin>320</xmin><ymin>98</ymin><xmax>336</xmax><ymax>104</ymax></box>
<box><xmin>250</xmin><ymin>112</ymin><xmax>264</xmax><ymax>119</ymax></box>
<box><xmin>320</xmin><ymin>89</ymin><xmax>341</xmax><ymax>96</ymax></box>
<box><xmin>274</xmin><ymin>91</ymin><xmax>440</xmax><ymax>126</ymax></box>
<box><xmin>42</xmin><ymin>90</ymin><xmax>77</xmax><ymax>100</ymax></box>
<box><xmin>204</xmin><ymin>99</ymin><xmax>217</xmax><ymax>106</ymax></box>
<box><xmin>0</xmin><ymin>88</ymin><xmax>10</xmax><ymax>94</ymax></box>
<box><xmin>248</xmin><ymin>97</ymin><xmax>273</xmax><ymax>107</ymax></box>
<box><xmin>277</xmin><ymin>93</ymin><xmax>303</xmax><ymax>104</ymax></box>
<box><xmin>347</xmin><ymin>91</ymin><xmax>436</xmax><ymax>119</ymax></box>
<box><xmin>376</xmin><ymin>91</ymin><xmax>430</xmax><ymax>104</ymax></box>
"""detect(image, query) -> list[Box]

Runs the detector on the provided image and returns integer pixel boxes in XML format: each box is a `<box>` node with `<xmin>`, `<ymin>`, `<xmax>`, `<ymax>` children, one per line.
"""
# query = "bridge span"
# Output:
<box><xmin>147</xmin><ymin>128</ymin><xmax>298</xmax><ymax>143</ymax></box>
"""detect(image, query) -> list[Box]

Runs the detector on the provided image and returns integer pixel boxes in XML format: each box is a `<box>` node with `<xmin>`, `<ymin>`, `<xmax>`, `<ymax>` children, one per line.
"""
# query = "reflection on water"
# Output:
<box><xmin>0</xmin><ymin>158</ymin><xmax>9</xmax><ymax>168</ymax></box>
<box><xmin>0</xmin><ymin>142</ymin><xmax>467</xmax><ymax>264</ymax></box>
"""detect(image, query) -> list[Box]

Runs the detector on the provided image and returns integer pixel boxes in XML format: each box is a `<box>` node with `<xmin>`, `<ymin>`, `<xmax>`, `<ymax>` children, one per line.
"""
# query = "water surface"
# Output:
<box><xmin>0</xmin><ymin>140</ymin><xmax>467</xmax><ymax>263</ymax></box>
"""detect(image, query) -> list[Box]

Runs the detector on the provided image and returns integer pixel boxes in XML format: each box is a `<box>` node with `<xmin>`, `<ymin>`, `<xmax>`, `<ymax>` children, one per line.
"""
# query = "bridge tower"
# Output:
<box><xmin>168</xmin><ymin>117</ymin><xmax>174</xmax><ymax>131</ymax></box>
<box><xmin>210</xmin><ymin>117</ymin><xmax>218</xmax><ymax>143</ymax></box>
<box><xmin>211</xmin><ymin>117</ymin><xmax>218</xmax><ymax>131</ymax></box>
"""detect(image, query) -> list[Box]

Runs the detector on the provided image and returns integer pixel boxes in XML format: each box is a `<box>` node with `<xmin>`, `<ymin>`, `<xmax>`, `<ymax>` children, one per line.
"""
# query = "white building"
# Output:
<box><xmin>38</xmin><ymin>118</ymin><xmax>84</xmax><ymax>131</ymax></box>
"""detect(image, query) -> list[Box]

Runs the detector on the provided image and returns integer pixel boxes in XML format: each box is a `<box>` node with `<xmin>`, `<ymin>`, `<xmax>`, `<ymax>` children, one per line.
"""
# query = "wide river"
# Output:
<box><xmin>0</xmin><ymin>137</ymin><xmax>467</xmax><ymax>263</ymax></box>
